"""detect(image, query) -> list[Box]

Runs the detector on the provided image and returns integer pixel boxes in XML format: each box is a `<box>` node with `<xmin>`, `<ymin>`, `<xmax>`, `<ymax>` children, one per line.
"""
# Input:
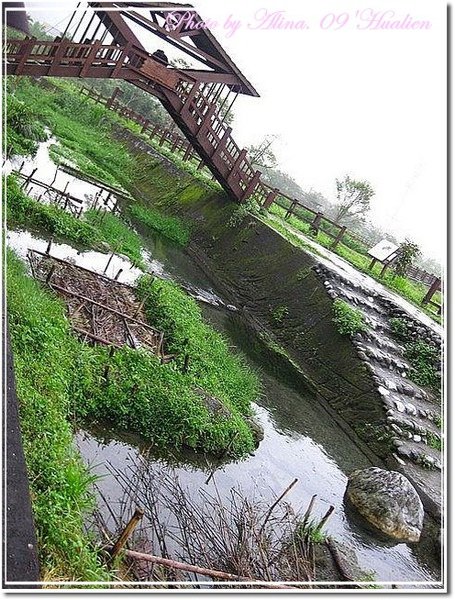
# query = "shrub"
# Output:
<box><xmin>332</xmin><ymin>299</ymin><xmax>367</xmax><ymax>336</ymax></box>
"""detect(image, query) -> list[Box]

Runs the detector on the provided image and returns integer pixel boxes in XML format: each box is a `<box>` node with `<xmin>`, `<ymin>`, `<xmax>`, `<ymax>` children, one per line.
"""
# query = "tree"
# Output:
<box><xmin>394</xmin><ymin>239</ymin><xmax>421</xmax><ymax>277</ymax></box>
<box><xmin>334</xmin><ymin>175</ymin><xmax>374</xmax><ymax>224</ymax></box>
<box><xmin>247</xmin><ymin>135</ymin><xmax>278</xmax><ymax>169</ymax></box>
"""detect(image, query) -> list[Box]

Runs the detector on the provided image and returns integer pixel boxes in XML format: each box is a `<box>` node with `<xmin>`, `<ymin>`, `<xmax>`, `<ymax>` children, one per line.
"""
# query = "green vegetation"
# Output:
<box><xmin>136</xmin><ymin>275</ymin><xmax>260</xmax><ymax>419</ymax></box>
<box><xmin>7</xmin><ymin>77</ymin><xmax>134</xmax><ymax>187</ymax></box>
<box><xmin>271</xmin><ymin>305</ymin><xmax>289</xmax><ymax>324</ymax></box>
<box><xmin>6</xmin><ymin>177</ymin><xmax>149</xmax><ymax>268</ymax></box>
<box><xmin>426</xmin><ymin>432</ymin><xmax>442</xmax><ymax>452</ymax></box>
<box><xmin>7</xmin><ymin>250</ymin><xmax>110</xmax><ymax>582</ymax></box>
<box><xmin>85</xmin><ymin>209</ymin><xmax>145</xmax><ymax>268</ymax></box>
<box><xmin>5</xmin><ymin>93</ymin><xmax>48</xmax><ymax>157</ymax></box>
<box><xmin>332</xmin><ymin>299</ymin><xmax>368</xmax><ymax>336</ymax></box>
<box><xmin>263</xmin><ymin>206</ymin><xmax>440</xmax><ymax>323</ymax></box>
<box><xmin>405</xmin><ymin>340</ymin><xmax>440</xmax><ymax>392</ymax></box>
<box><xmin>7</xmin><ymin>247</ymin><xmax>260</xmax><ymax>576</ymax></box>
<box><xmin>388</xmin><ymin>317</ymin><xmax>440</xmax><ymax>395</ymax></box>
<box><xmin>6</xmin><ymin>175</ymin><xmax>101</xmax><ymax>247</ymax></box>
<box><xmin>129</xmin><ymin>203</ymin><xmax>190</xmax><ymax>246</ymax></box>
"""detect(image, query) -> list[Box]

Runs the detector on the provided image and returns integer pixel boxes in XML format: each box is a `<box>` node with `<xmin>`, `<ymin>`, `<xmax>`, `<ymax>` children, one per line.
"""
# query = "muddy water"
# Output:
<box><xmin>74</xmin><ymin>230</ymin><xmax>439</xmax><ymax>585</ymax></box>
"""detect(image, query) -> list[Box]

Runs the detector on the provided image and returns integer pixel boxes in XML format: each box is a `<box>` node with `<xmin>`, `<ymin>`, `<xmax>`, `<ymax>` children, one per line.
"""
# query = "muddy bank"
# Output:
<box><xmin>125</xmin><ymin>147</ymin><xmax>442</xmax><ymax>520</ymax></box>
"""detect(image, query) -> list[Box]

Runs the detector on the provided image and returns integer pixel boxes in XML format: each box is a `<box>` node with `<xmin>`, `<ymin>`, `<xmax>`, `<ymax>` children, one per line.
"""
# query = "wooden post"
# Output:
<box><xmin>103</xmin><ymin>252</ymin><xmax>115</xmax><ymax>274</ymax></box>
<box><xmin>211</xmin><ymin>126</ymin><xmax>232</xmax><ymax>158</ymax></box>
<box><xmin>331</xmin><ymin>225</ymin><xmax>347</xmax><ymax>249</ymax></box>
<box><xmin>310</xmin><ymin>212</ymin><xmax>323</xmax><ymax>235</ymax></box>
<box><xmin>79</xmin><ymin>40</ymin><xmax>102</xmax><ymax>78</ymax></box>
<box><xmin>109</xmin><ymin>507</ymin><xmax>144</xmax><ymax>562</ymax></box>
<box><xmin>182</xmin><ymin>143</ymin><xmax>193</xmax><ymax>162</ymax></box>
<box><xmin>422</xmin><ymin>277</ymin><xmax>441</xmax><ymax>306</ymax></box>
<box><xmin>241</xmin><ymin>169</ymin><xmax>261</xmax><ymax>202</ymax></box>
<box><xmin>227</xmin><ymin>149</ymin><xmax>247</xmax><ymax>185</ymax></box>
<box><xmin>263</xmin><ymin>188</ymin><xmax>279</xmax><ymax>210</ymax></box>
<box><xmin>46</xmin><ymin>265</ymin><xmax>56</xmax><ymax>285</ymax></box>
<box><xmin>285</xmin><ymin>200</ymin><xmax>297</xmax><ymax>220</ymax></box>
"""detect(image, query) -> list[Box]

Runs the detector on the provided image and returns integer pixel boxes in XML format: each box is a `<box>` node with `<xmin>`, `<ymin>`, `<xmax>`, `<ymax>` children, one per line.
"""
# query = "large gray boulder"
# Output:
<box><xmin>346</xmin><ymin>467</ymin><xmax>424</xmax><ymax>542</ymax></box>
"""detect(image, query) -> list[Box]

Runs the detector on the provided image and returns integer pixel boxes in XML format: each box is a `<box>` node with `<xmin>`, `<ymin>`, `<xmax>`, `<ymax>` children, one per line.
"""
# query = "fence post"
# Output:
<box><xmin>331</xmin><ymin>225</ymin><xmax>347</xmax><ymax>249</ymax></box>
<box><xmin>285</xmin><ymin>200</ymin><xmax>297</xmax><ymax>220</ymax></box>
<box><xmin>241</xmin><ymin>170</ymin><xmax>262</xmax><ymax>202</ymax></box>
<box><xmin>310</xmin><ymin>212</ymin><xmax>323</xmax><ymax>235</ymax></box>
<box><xmin>263</xmin><ymin>188</ymin><xmax>279</xmax><ymax>210</ymax></box>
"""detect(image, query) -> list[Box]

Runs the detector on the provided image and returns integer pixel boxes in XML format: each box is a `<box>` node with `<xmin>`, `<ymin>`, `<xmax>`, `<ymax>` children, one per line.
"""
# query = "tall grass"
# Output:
<box><xmin>136</xmin><ymin>275</ymin><xmax>260</xmax><ymax>417</ymax></box>
<box><xmin>85</xmin><ymin>209</ymin><xmax>145</xmax><ymax>268</ymax></box>
<box><xmin>6</xmin><ymin>249</ymin><xmax>110</xmax><ymax>582</ymax></box>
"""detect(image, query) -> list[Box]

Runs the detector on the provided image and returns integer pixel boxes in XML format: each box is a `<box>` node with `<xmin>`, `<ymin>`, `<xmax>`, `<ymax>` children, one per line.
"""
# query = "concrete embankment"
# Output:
<box><xmin>127</xmin><ymin>147</ymin><xmax>442</xmax><ymax>521</ymax></box>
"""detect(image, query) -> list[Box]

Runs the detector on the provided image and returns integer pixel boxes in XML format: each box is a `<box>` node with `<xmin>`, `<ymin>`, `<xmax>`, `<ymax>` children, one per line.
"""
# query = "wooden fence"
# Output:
<box><xmin>80</xmin><ymin>86</ymin><xmax>442</xmax><ymax>297</ymax></box>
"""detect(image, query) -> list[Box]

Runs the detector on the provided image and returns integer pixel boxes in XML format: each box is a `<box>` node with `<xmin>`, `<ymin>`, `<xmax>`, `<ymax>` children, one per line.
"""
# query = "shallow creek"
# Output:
<box><xmin>75</xmin><ymin>231</ymin><xmax>439</xmax><ymax>585</ymax></box>
<box><xmin>6</xmin><ymin>143</ymin><xmax>440</xmax><ymax>585</ymax></box>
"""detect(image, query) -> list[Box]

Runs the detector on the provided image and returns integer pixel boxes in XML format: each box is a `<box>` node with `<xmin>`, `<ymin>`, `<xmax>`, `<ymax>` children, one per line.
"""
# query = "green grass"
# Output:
<box><xmin>7</xmin><ymin>247</ymin><xmax>261</xmax><ymax>578</ymax></box>
<box><xmin>332</xmin><ymin>299</ymin><xmax>368</xmax><ymax>336</ymax></box>
<box><xmin>6</xmin><ymin>175</ymin><xmax>101</xmax><ymax>247</ymax></box>
<box><xmin>389</xmin><ymin>318</ymin><xmax>441</xmax><ymax>397</ymax></box>
<box><xmin>6</xmin><ymin>249</ymin><xmax>110</xmax><ymax>582</ymax></box>
<box><xmin>264</xmin><ymin>211</ymin><xmax>441</xmax><ymax>323</ymax></box>
<box><xmin>85</xmin><ymin>209</ymin><xmax>145</xmax><ymax>268</ymax></box>
<box><xmin>6</xmin><ymin>176</ymin><xmax>150</xmax><ymax>269</ymax></box>
<box><xmin>129</xmin><ymin>203</ymin><xmax>190</xmax><ymax>246</ymax></box>
<box><xmin>136</xmin><ymin>275</ymin><xmax>260</xmax><ymax>418</ymax></box>
<box><xmin>7</xmin><ymin>77</ymin><xmax>134</xmax><ymax>188</ymax></box>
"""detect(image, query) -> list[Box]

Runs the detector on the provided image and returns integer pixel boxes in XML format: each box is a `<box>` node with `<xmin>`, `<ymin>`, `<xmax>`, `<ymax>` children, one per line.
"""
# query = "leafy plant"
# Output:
<box><xmin>405</xmin><ymin>340</ymin><xmax>440</xmax><ymax>392</ymax></box>
<box><xmin>227</xmin><ymin>198</ymin><xmax>260</xmax><ymax>228</ymax></box>
<box><xmin>332</xmin><ymin>299</ymin><xmax>367</xmax><ymax>336</ymax></box>
<box><xmin>394</xmin><ymin>239</ymin><xmax>421</xmax><ymax>277</ymax></box>
<box><xmin>271</xmin><ymin>305</ymin><xmax>289</xmax><ymax>324</ymax></box>
<box><xmin>389</xmin><ymin>317</ymin><xmax>409</xmax><ymax>340</ymax></box>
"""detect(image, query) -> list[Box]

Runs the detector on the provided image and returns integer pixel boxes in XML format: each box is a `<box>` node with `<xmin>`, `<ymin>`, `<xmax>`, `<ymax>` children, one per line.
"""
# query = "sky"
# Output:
<box><xmin>25</xmin><ymin>0</ymin><xmax>447</xmax><ymax>263</ymax></box>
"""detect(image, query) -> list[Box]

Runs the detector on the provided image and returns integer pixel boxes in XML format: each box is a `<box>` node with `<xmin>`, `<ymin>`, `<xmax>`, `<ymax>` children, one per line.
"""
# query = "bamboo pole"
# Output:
<box><xmin>109</xmin><ymin>508</ymin><xmax>144</xmax><ymax>561</ymax></box>
<box><xmin>259</xmin><ymin>478</ymin><xmax>298</xmax><ymax>535</ymax></box>
<box><xmin>106</xmin><ymin>547</ymin><xmax>298</xmax><ymax>589</ymax></box>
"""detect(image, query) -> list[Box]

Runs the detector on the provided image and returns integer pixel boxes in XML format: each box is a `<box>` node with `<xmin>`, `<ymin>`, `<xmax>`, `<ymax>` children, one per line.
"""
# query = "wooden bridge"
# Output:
<box><xmin>5</xmin><ymin>2</ymin><xmax>274</xmax><ymax>204</ymax></box>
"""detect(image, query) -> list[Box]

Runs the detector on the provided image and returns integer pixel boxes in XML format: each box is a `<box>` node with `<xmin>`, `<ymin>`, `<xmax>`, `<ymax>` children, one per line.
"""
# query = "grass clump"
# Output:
<box><xmin>332</xmin><ymin>299</ymin><xmax>367</xmax><ymax>336</ymax></box>
<box><xmin>85</xmin><ymin>209</ymin><xmax>145</xmax><ymax>268</ymax></box>
<box><xmin>6</xmin><ymin>249</ymin><xmax>110</xmax><ymax>582</ymax></box>
<box><xmin>6</xmin><ymin>175</ymin><xmax>101</xmax><ymax>247</ymax></box>
<box><xmin>388</xmin><ymin>317</ymin><xmax>441</xmax><ymax>395</ymax></box>
<box><xmin>136</xmin><ymin>275</ymin><xmax>260</xmax><ymax>417</ymax></box>
<box><xmin>5</xmin><ymin>91</ymin><xmax>48</xmax><ymax>157</ymax></box>
<box><xmin>8</xmin><ymin>77</ymin><xmax>134</xmax><ymax>188</ymax></box>
<box><xmin>129</xmin><ymin>203</ymin><xmax>190</xmax><ymax>246</ymax></box>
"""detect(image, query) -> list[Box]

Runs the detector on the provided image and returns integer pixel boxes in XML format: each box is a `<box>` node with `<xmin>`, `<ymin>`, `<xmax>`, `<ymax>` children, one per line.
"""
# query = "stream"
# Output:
<box><xmin>6</xmin><ymin>143</ymin><xmax>440</xmax><ymax>586</ymax></box>
<box><xmin>75</xmin><ymin>230</ymin><xmax>440</xmax><ymax>585</ymax></box>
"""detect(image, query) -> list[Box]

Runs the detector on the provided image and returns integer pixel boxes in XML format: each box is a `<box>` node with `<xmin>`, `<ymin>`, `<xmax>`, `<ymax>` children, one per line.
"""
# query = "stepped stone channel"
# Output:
<box><xmin>313</xmin><ymin>263</ymin><xmax>442</xmax><ymax>518</ymax></box>
<box><xmin>126</xmin><ymin>144</ymin><xmax>443</xmax><ymax>527</ymax></box>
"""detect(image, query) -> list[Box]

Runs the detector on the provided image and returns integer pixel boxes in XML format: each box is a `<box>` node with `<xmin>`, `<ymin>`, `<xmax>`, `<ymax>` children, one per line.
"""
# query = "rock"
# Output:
<box><xmin>346</xmin><ymin>468</ymin><xmax>424</xmax><ymax>542</ymax></box>
<box><xmin>394</xmin><ymin>400</ymin><xmax>405</xmax><ymax>413</ymax></box>
<box><xmin>413</xmin><ymin>434</ymin><xmax>422</xmax><ymax>443</ymax></box>
<box><xmin>245</xmin><ymin>416</ymin><xmax>264</xmax><ymax>446</ymax></box>
<box><xmin>378</xmin><ymin>386</ymin><xmax>390</xmax><ymax>397</ymax></box>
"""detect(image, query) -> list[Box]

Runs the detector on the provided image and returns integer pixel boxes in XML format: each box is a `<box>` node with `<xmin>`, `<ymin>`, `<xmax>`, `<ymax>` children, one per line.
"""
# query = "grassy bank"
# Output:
<box><xmin>262</xmin><ymin>211</ymin><xmax>440</xmax><ymax>323</ymax></box>
<box><xmin>6</xmin><ymin>176</ymin><xmax>146</xmax><ymax>268</ymax></box>
<box><xmin>129</xmin><ymin>203</ymin><xmax>190</xmax><ymax>246</ymax></box>
<box><xmin>7</xmin><ymin>250</ymin><xmax>110</xmax><ymax>582</ymax></box>
<box><xmin>7</xmin><ymin>245</ymin><xmax>259</xmax><ymax>577</ymax></box>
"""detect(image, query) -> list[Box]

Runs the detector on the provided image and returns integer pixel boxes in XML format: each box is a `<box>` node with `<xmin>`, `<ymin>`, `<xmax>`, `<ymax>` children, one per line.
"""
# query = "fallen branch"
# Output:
<box><xmin>106</xmin><ymin>547</ymin><xmax>298</xmax><ymax>589</ymax></box>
